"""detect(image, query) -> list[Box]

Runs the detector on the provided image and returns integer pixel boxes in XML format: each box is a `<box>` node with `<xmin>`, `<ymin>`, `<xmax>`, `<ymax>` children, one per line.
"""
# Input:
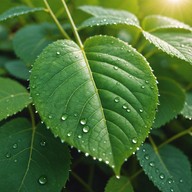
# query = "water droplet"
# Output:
<box><xmin>116</xmin><ymin>175</ymin><xmax>120</xmax><ymax>179</ymax></box>
<box><xmin>12</xmin><ymin>143</ymin><xmax>18</xmax><ymax>149</ymax></box>
<box><xmin>167</xmin><ymin>178</ymin><xmax>173</xmax><ymax>184</ymax></box>
<box><xmin>5</xmin><ymin>152</ymin><xmax>11</xmax><ymax>158</ymax></box>
<box><xmin>142</xmin><ymin>148</ymin><xmax>146</xmax><ymax>152</ymax></box>
<box><xmin>139</xmin><ymin>109</ymin><xmax>143</xmax><ymax>113</ymax></box>
<box><xmin>105</xmin><ymin>160</ymin><xmax>109</xmax><ymax>164</ymax></box>
<box><xmin>144</xmin><ymin>154</ymin><xmax>150</xmax><ymax>160</ymax></box>
<box><xmin>40</xmin><ymin>140</ymin><xmax>46</xmax><ymax>147</ymax></box>
<box><xmin>170</xmin><ymin>188</ymin><xmax>174</xmax><ymax>192</ymax></box>
<box><xmin>127</xmin><ymin>109</ymin><xmax>131</xmax><ymax>113</ymax></box>
<box><xmin>77</xmin><ymin>135</ymin><xmax>82</xmax><ymax>139</ymax></box>
<box><xmin>179</xmin><ymin>179</ymin><xmax>183</xmax><ymax>183</ymax></box>
<box><xmin>61</xmin><ymin>114</ymin><xmax>68</xmax><ymax>121</ymax></box>
<box><xmin>56</xmin><ymin>51</ymin><xmax>60</xmax><ymax>55</ymax></box>
<box><xmin>48</xmin><ymin>115</ymin><xmax>52</xmax><ymax>119</ymax></box>
<box><xmin>74</xmin><ymin>113</ymin><xmax>78</xmax><ymax>117</ymax></box>
<box><xmin>38</xmin><ymin>175</ymin><xmax>47</xmax><ymax>185</ymax></box>
<box><xmin>114</xmin><ymin>97</ymin><xmax>120</xmax><ymax>103</ymax></box>
<box><xmin>159</xmin><ymin>173</ymin><xmax>165</xmax><ymax>180</ymax></box>
<box><xmin>122</xmin><ymin>104</ymin><xmax>128</xmax><ymax>109</ymax></box>
<box><xmin>98</xmin><ymin>158</ymin><xmax>102</xmax><ymax>161</ymax></box>
<box><xmin>80</xmin><ymin>119</ymin><xmax>87</xmax><ymax>125</ymax></box>
<box><xmin>85</xmin><ymin>153</ymin><xmax>89</xmax><ymax>157</ymax></box>
<box><xmin>149</xmin><ymin>161</ymin><xmax>155</xmax><ymax>167</ymax></box>
<box><xmin>141</xmin><ymin>85</ymin><xmax>145</xmax><ymax>89</ymax></box>
<box><xmin>67</xmin><ymin>132</ymin><xmax>72</xmax><ymax>137</ymax></box>
<box><xmin>145</xmin><ymin>80</ymin><xmax>149</xmax><ymax>84</ymax></box>
<box><xmin>113</xmin><ymin>66</ymin><xmax>118</xmax><ymax>70</ymax></box>
<box><xmin>83</xmin><ymin>126</ymin><xmax>90</xmax><ymax>133</ymax></box>
<box><xmin>14</xmin><ymin>159</ymin><xmax>17</xmax><ymax>163</ymax></box>
<box><xmin>132</xmin><ymin>138</ymin><xmax>137</xmax><ymax>144</ymax></box>
<box><xmin>112</xmin><ymin>165</ymin><xmax>115</xmax><ymax>168</ymax></box>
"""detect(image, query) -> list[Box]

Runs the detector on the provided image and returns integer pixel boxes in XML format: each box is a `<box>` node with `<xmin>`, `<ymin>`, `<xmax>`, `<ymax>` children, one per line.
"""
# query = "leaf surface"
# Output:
<box><xmin>0</xmin><ymin>118</ymin><xmax>70</xmax><ymax>191</ymax></box>
<box><xmin>0</xmin><ymin>77</ymin><xmax>31</xmax><ymax>121</ymax></box>
<box><xmin>5</xmin><ymin>60</ymin><xmax>30</xmax><ymax>80</ymax></box>
<box><xmin>142</xmin><ymin>15</ymin><xmax>192</xmax><ymax>32</ymax></box>
<box><xmin>137</xmin><ymin>144</ymin><xmax>192</xmax><ymax>192</ymax></box>
<box><xmin>181</xmin><ymin>91</ymin><xmax>192</xmax><ymax>120</ymax></box>
<box><xmin>79</xmin><ymin>6</ymin><xmax>140</xmax><ymax>29</ymax></box>
<box><xmin>154</xmin><ymin>78</ymin><xmax>185</xmax><ymax>128</ymax></box>
<box><xmin>105</xmin><ymin>176</ymin><xmax>134</xmax><ymax>192</ymax></box>
<box><xmin>0</xmin><ymin>6</ymin><xmax>44</xmax><ymax>22</ymax></box>
<box><xmin>13</xmin><ymin>23</ymin><xmax>59</xmax><ymax>65</ymax></box>
<box><xmin>143</xmin><ymin>31</ymin><xmax>192</xmax><ymax>64</ymax></box>
<box><xmin>30</xmin><ymin>35</ymin><xmax>158</xmax><ymax>175</ymax></box>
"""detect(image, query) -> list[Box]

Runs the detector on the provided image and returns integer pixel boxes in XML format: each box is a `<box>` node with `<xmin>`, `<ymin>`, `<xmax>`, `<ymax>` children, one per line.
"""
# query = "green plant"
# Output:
<box><xmin>0</xmin><ymin>0</ymin><xmax>191</xmax><ymax>191</ymax></box>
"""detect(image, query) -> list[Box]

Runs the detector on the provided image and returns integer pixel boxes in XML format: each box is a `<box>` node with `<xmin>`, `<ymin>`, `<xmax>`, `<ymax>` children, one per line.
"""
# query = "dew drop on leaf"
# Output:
<box><xmin>141</xmin><ymin>85</ymin><xmax>145</xmax><ymax>89</ymax></box>
<box><xmin>132</xmin><ymin>138</ymin><xmax>137</xmax><ymax>144</ymax></box>
<box><xmin>159</xmin><ymin>173</ymin><xmax>165</xmax><ymax>180</ymax></box>
<box><xmin>179</xmin><ymin>179</ymin><xmax>183</xmax><ymax>183</ymax></box>
<box><xmin>127</xmin><ymin>109</ymin><xmax>131</xmax><ymax>113</ymax></box>
<box><xmin>56</xmin><ymin>51</ymin><xmax>60</xmax><ymax>55</ymax></box>
<box><xmin>12</xmin><ymin>143</ymin><xmax>18</xmax><ymax>149</ymax></box>
<box><xmin>114</xmin><ymin>97</ymin><xmax>120</xmax><ymax>103</ymax></box>
<box><xmin>67</xmin><ymin>132</ymin><xmax>72</xmax><ymax>137</ymax></box>
<box><xmin>5</xmin><ymin>152</ymin><xmax>11</xmax><ymax>158</ymax></box>
<box><xmin>61</xmin><ymin>114</ymin><xmax>68</xmax><ymax>121</ymax></box>
<box><xmin>77</xmin><ymin>135</ymin><xmax>82</xmax><ymax>139</ymax></box>
<box><xmin>149</xmin><ymin>161</ymin><xmax>155</xmax><ymax>167</ymax></box>
<box><xmin>38</xmin><ymin>175</ymin><xmax>47</xmax><ymax>185</ymax></box>
<box><xmin>82</xmin><ymin>126</ymin><xmax>90</xmax><ymax>133</ymax></box>
<box><xmin>139</xmin><ymin>109</ymin><xmax>143</xmax><ymax>113</ymax></box>
<box><xmin>144</xmin><ymin>154</ymin><xmax>150</xmax><ymax>160</ymax></box>
<box><xmin>40</xmin><ymin>140</ymin><xmax>46</xmax><ymax>147</ymax></box>
<box><xmin>48</xmin><ymin>115</ymin><xmax>52</xmax><ymax>119</ymax></box>
<box><xmin>113</xmin><ymin>66</ymin><xmax>118</xmax><ymax>70</ymax></box>
<box><xmin>122</xmin><ymin>104</ymin><xmax>128</xmax><ymax>109</ymax></box>
<box><xmin>167</xmin><ymin>178</ymin><xmax>173</xmax><ymax>184</ymax></box>
<box><xmin>80</xmin><ymin>119</ymin><xmax>87</xmax><ymax>125</ymax></box>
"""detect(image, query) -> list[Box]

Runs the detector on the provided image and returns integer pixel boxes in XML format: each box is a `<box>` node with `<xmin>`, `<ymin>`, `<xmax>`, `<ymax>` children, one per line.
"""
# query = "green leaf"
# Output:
<box><xmin>181</xmin><ymin>91</ymin><xmax>192</xmax><ymax>120</ymax></box>
<box><xmin>5</xmin><ymin>60</ymin><xmax>30</xmax><ymax>80</ymax></box>
<box><xmin>142</xmin><ymin>15</ymin><xmax>192</xmax><ymax>32</ymax></box>
<box><xmin>13</xmin><ymin>23</ymin><xmax>59</xmax><ymax>65</ymax></box>
<box><xmin>105</xmin><ymin>176</ymin><xmax>134</xmax><ymax>192</ymax></box>
<box><xmin>30</xmin><ymin>35</ymin><xmax>158</xmax><ymax>175</ymax></box>
<box><xmin>0</xmin><ymin>77</ymin><xmax>32</xmax><ymax>121</ymax></box>
<box><xmin>143</xmin><ymin>31</ymin><xmax>192</xmax><ymax>64</ymax></box>
<box><xmin>154</xmin><ymin>78</ymin><xmax>185</xmax><ymax>128</ymax></box>
<box><xmin>137</xmin><ymin>144</ymin><xmax>192</xmax><ymax>192</ymax></box>
<box><xmin>0</xmin><ymin>6</ymin><xmax>44</xmax><ymax>22</ymax></box>
<box><xmin>0</xmin><ymin>118</ymin><xmax>70</xmax><ymax>191</ymax></box>
<box><xmin>78</xmin><ymin>6</ymin><xmax>140</xmax><ymax>29</ymax></box>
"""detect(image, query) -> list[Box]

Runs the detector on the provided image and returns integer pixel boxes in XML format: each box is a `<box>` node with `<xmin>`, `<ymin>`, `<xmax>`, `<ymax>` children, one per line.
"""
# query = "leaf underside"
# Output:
<box><xmin>0</xmin><ymin>6</ymin><xmax>44</xmax><ymax>22</ymax></box>
<box><xmin>0</xmin><ymin>77</ymin><xmax>31</xmax><ymax>121</ymax></box>
<box><xmin>137</xmin><ymin>144</ymin><xmax>192</xmax><ymax>192</ymax></box>
<box><xmin>30</xmin><ymin>35</ymin><xmax>158</xmax><ymax>174</ymax></box>
<box><xmin>0</xmin><ymin>118</ymin><xmax>70</xmax><ymax>192</ymax></box>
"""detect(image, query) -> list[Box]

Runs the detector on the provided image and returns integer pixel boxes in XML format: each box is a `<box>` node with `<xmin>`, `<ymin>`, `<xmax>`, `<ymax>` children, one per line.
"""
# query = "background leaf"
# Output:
<box><xmin>13</xmin><ymin>23</ymin><xmax>60</xmax><ymax>66</ymax></box>
<box><xmin>143</xmin><ymin>31</ymin><xmax>192</xmax><ymax>64</ymax></box>
<box><xmin>78</xmin><ymin>6</ymin><xmax>140</xmax><ymax>29</ymax></box>
<box><xmin>0</xmin><ymin>118</ymin><xmax>70</xmax><ymax>191</ymax></box>
<box><xmin>0</xmin><ymin>77</ymin><xmax>31</xmax><ymax>121</ymax></box>
<box><xmin>30</xmin><ymin>35</ymin><xmax>158</xmax><ymax>175</ymax></box>
<box><xmin>137</xmin><ymin>144</ymin><xmax>192</xmax><ymax>192</ymax></box>
<box><xmin>105</xmin><ymin>176</ymin><xmax>134</xmax><ymax>192</ymax></box>
<box><xmin>0</xmin><ymin>6</ymin><xmax>44</xmax><ymax>22</ymax></box>
<box><xmin>142</xmin><ymin>15</ymin><xmax>192</xmax><ymax>32</ymax></box>
<box><xmin>153</xmin><ymin>77</ymin><xmax>185</xmax><ymax>128</ymax></box>
<box><xmin>5</xmin><ymin>60</ymin><xmax>30</xmax><ymax>80</ymax></box>
<box><xmin>181</xmin><ymin>91</ymin><xmax>192</xmax><ymax>120</ymax></box>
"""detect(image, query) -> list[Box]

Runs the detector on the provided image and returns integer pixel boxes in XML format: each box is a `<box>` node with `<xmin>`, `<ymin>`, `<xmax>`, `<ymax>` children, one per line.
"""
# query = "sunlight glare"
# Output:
<box><xmin>168</xmin><ymin>0</ymin><xmax>182</xmax><ymax>4</ymax></box>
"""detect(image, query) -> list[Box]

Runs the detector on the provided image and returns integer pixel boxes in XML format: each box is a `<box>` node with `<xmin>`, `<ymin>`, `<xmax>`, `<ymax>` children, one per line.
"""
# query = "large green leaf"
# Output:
<box><xmin>5</xmin><ymin>60</ymin><xmax>30</xmax><ymax>80</ymax></box>
<box><xmin>181</xmin><ymin>91</ymin><xmax>192</xmax><ymax>120</ymax></box>
<box><xmin>0</xmin><ymin>6</ymin><xmax>44</xmax><ymax>22</ymax></box>
<box><xmin>153</xmin><ymin>78</ymin><xmax>185</xmax><ymax>128</ymax></box>
<box><xmin>0</xmin><ymin>77</ymin><xmax>32</xmax><ymax>121</ymax></box>
<box><xmin>30</xmin><ymin>35</ymin><xmax>158</xmax><ymax>175</ymax></box>
<box><xmin>142</xmin><ymin>15</ymin><xmax>192</xmax><ymax>32</ymax></box>
<box><xmin>0</xmin><ymin>118</ymin><xmax>70</xmax><ymax>191</ymax></box>
<box><xmin>78</xmin><ymin>6</ymin><xmax>140</xmax><ymax>29</ymax></box>
<box><xmin>137</xmin><ymin>144</ymin><xmax>192</xmax><ymax>192</ymax></box>
<box><xmin>13</xmin><ymin>23</ymin><xmax>60</xmax><ymax>66</ymax></box>
<box><xmin>105</xmin><ymin>176</ymin><xmax>134</xmax><ymax>192</ymax></box>
<box><xmin>143</xmin><ymin>31</ymin><xmax>192</xmax><ymax>64</ymax></box>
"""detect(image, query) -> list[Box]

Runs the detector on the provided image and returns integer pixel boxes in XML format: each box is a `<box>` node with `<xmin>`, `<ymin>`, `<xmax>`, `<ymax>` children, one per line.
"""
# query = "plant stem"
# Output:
<box><xmin>61</xmin><ymin>0</ymin><xmax>83</xmax><ymax>48</ymax></box>
<box><xmin>43</xmin><ymin>0</ymin><xmax>70</xmax><ymax>39</ymax></box>
<box><xmin>28</xmin><ymin>105</ymin><xmax>35</xmax><ymax>129</ymax></box>
<box><xmin>148</xmin><ymin>135</ymin><xmax>158</xmax><ymax>153</ymax></box>
<box><xmin>158</xmin><ymin>126</ymin><xmax>192</xmax><ymax>148</ymax></box>
<box><xmin>71</xmin><ymin>171</ymin><xmax>95</xmax><ymax>192</ymax></box>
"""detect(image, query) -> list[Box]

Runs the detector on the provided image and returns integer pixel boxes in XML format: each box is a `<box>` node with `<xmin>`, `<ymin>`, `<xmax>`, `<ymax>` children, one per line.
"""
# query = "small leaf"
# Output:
<box><xmin>137</xmin><ymin>144</ymin><xmax>192</xmax><ymax>192</ymax></box>
<box><xmin>181</xmin><ymin>91</ymin><xmax>192</xmax><ymax>120</ymax></box>
<box><xmin>142</xmin><ymin>15</ymin><xmax>192</xmax><ymax>32</ymax></box>
<box><xmin>78</xmin><ymin>6</ymin><xmax>140</xmax><ymax>29</ymax></box>
<box><xmin>0</xmin><ymin>118</ymin><xmax>70</xmax><ymax>191</ymax></box>
<box><xmin>154</xmin><ymin>77</ymin><xmax>185</xmax><ymax>128</ymax></box>
<box><xmin>105</xmin><ymin>176</ymin><xmax>134</xmax><ymax>192</ymax></box>
<box><xmin>30</xmin><ymin>35</ymin><xmax>158</xmax><ymax>175</ymax></box>
<box><xmin>0</xmin><ymin>6</ymin><xmax>44</xmax><ymax>22</ymax></box>
<box><xmin>5</xmin><ymin>60</ymin><xmax>30</xmax><ymax>80</ymax></box>
<box><xmin>143</xmin><ymin>31</ymin><xmax>192</xmax><ymax>64</ymax></box>
<box><xmin>13</xmin><ymin>23</ymin><xmax>59</xmax><ymax>65</ymax></box>
<box><xmin>0</xmin><ymin>77</ymin><xmax>32</xmax><ymax>121</ymax></box>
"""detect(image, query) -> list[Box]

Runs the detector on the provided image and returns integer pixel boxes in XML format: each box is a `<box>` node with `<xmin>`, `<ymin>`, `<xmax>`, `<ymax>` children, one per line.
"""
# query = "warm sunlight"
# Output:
<box><xmin>168</xmin><ymin>0</ymin><xmax>182</xmax><ymax>3</ymax></box>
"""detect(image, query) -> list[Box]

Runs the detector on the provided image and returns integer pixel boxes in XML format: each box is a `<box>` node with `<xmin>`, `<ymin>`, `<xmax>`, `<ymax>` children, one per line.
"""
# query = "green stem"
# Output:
<box><xmin>148</xmin><ymin>135</ymin><xmax>158</xmax><ymax>153</ymax></box>
<box><xmin>159</xmin><ymin>126</ymin><xmax>192</xmax><ymax>148</ymax></box>
<box><xmin>28</xmin><ymin>105</ymin><xmax>35</xmax><ymax>129</ymax></box>
<box><xmin>71</xmin><ymin>171</ymin><xmax>95</xmax><ymax>192</ymax></box>
<box><xmin>43</xmin><ymin>0</ymin><xmax>70</xmax><ymax>39</ymax></box>
<box><xmin>61</xmin><ymin>0</ymin><xmax>83</xmax><ymax>48</ymax></box>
